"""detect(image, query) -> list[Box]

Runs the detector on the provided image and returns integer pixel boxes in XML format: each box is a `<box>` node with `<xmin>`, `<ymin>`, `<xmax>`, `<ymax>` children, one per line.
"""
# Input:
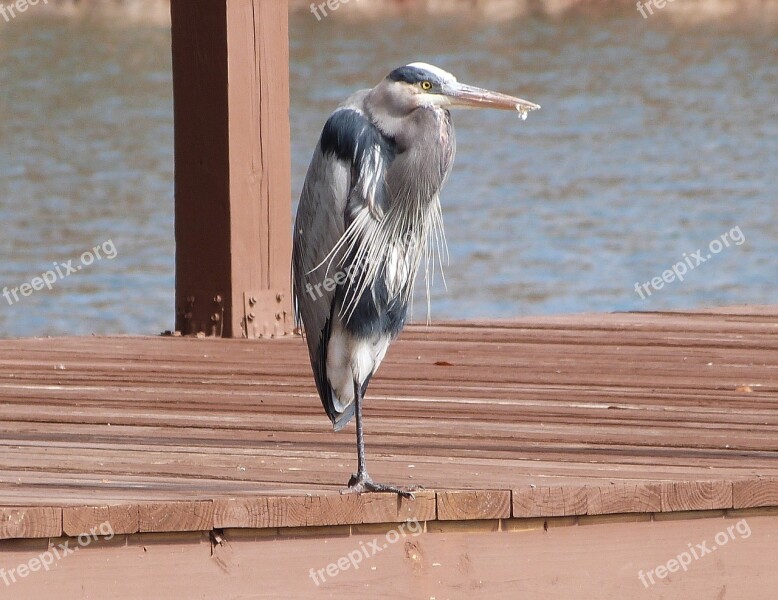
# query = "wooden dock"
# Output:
<box><xmin>1</xmin><ymin>306</ymin><xmax>776</xmax><ymax>597</ymax></box>
<box><xmin>6</xmin><ymin>3</ymin><xmax>771</xmax><ymax>596</ymax></box>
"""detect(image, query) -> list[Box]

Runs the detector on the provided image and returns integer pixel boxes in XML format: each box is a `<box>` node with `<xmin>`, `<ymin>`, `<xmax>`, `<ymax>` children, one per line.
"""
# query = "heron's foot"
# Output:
<box><xmin>344</xmin><ymin>472</ymin><xmax>416</xmax><ymax>499</ymax></box>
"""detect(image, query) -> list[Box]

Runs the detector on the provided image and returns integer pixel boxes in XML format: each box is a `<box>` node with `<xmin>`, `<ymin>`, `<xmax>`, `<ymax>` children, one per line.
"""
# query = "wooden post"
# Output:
<box><xmin>171</xmin><ymin>0</ymin><xmax>292</xmax><ymax>338</ymax></box>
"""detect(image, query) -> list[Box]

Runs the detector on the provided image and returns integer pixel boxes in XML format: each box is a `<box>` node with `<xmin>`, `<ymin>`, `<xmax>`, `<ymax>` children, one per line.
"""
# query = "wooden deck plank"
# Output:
<box><xmin>0</xmin><ymin>507</ymin><xmax>61</xmax><ymax>539</ymax></box>
<box><xmin>0</xmin><ymin>308</ymin><xmax>776</xmax><ymax>533</ymax></box>
<box><xmin>437</xmin><ymin>490</ymin><xmax>511</xmax><ymax>520</ymax></box>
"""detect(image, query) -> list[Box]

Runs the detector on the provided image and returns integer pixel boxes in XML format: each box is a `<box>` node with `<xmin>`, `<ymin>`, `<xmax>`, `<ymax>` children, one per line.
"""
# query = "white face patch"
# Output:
<box><xmin>406</xmin><ymin>62</ymin><xmax>457</xmax><ymax>85</ymax></box>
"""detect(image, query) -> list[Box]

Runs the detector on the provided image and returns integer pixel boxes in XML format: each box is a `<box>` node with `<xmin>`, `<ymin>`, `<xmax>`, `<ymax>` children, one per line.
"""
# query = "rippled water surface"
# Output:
<box><xmin>0</xmin><ymin>12</ymin><xmax>775</xmax><ymax>336</ymax></box>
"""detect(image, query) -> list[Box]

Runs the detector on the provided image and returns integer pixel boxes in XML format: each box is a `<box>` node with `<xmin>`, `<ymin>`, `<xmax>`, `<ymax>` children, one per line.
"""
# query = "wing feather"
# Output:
<box><xmin>292</xmin><ymin>104</ymin><xmax>392</xmax><ymax>425</ymax></box>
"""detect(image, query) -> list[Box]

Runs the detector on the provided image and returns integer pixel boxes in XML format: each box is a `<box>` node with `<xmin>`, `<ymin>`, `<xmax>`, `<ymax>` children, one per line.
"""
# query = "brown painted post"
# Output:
<box><xmin>171</xmin><ymin>0</ymin><xmax>292</xmax><ymax>338</ymax></box>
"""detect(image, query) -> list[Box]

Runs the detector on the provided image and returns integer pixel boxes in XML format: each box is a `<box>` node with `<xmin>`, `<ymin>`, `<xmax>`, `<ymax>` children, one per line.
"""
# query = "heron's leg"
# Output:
<box><xmin>355</xmin><ymin>379</ymin><xmax>368</xmax><ymax>478</ymax></box>
<box><xmin>345</xmin><ymin>380</ymin><xmax>415</xmax><ymax>499</ymax></box>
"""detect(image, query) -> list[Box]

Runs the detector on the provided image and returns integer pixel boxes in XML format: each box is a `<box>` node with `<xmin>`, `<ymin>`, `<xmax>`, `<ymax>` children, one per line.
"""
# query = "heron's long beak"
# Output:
<box><xmin>443</xmin><ymin>82</ymin><xmax>540</xmax><ymax>114</ymax></box>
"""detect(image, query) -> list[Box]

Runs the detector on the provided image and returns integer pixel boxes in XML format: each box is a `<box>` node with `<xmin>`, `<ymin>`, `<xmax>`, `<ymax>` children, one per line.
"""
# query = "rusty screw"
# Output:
<box><xmin>249</xmin><ymin>296</ymin><xmax>257</xmax><ymax>306</ymax></box>
<box><xmin>247</xmin><ymin>312</ymin><xmax>255</xmax><ymax>322</ymax></box>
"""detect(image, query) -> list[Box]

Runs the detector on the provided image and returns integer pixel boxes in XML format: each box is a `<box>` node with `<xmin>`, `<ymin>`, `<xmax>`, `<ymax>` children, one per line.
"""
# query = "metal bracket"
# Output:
<box><xmin>176</xmin><ymin>293</ymin><xmax>225</xmax><ymax>336</ymax></box>
<box><xmin>243</xmin><ymin>290</ymin><xmax>291</xmax><ymax>339</ymax></box>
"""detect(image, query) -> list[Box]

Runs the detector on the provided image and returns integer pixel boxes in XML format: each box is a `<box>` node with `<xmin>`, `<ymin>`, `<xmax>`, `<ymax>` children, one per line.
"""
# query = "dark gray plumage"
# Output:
<box><xmin>292</xmin><ymin>62</ymin><xmax>539</xmax><ymax>496</ymax></box>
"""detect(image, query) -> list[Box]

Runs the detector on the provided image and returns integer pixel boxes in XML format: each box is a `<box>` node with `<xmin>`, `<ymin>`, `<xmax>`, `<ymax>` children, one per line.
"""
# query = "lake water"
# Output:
<box><xmin>0</xmin><ymin>11</ymin><xmax>775</xmax><ymax>337</ymax></box>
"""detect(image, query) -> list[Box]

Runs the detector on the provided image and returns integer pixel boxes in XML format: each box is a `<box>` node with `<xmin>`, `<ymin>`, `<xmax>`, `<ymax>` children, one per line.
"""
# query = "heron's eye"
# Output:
<box><xmin>420</xmin><ymin>81</ymin><xmax>432</xmax><ymax>91</ymax></box>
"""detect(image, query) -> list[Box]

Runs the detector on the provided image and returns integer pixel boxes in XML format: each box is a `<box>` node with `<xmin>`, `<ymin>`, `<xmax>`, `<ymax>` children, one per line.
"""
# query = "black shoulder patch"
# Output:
<box><xmin>318</xmin><ymin>108</ymin><xmax>396</xmax><ymax>221</ymax></box>
<box><xmin>319</xmin><ymin>109</ymin><xmax>395</xmax><ymax>166</ymax></box>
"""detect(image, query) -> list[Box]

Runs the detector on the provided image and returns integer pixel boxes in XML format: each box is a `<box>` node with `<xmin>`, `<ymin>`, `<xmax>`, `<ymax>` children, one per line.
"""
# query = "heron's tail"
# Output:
<box><xmin>329</xmin><ymin>374</ymin><xmax>372</xmax><ymax>431</ymax></box>
<box><xmin>332</xmin><ymin>402</ymin><xmax>355</xmax><ymax>432</ymax></box>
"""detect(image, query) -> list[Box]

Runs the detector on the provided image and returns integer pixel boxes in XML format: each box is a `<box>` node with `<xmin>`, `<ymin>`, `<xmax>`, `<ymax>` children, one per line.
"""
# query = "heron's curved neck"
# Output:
<box><xmin>364</xmin><ymin>84</ymin><xmax>418</xmax><ymax>148</ymax></box>
<box><xmin>364</xmin><ymin>109</ymin><xmax>406</xmax><ymax>148</ymax></box>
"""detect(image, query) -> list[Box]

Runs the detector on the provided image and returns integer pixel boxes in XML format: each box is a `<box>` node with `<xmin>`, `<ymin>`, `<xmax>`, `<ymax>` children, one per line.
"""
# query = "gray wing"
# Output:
<box><xmin>292</xmin><ymin>104</ymin><xmax>394</xmax><ymax>425</ymax></box>
<box><xmin>292</xmin><ymin>143</ymin><xmax>349</xmax><ymax>359</ymax></box>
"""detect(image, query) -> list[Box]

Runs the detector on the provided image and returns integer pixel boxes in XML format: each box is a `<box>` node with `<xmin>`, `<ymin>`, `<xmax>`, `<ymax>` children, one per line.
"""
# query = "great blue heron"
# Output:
<box><xmin>292</xmin><ymin>62</ymin><xmax>539</xmax><ymax>497</ymax></box>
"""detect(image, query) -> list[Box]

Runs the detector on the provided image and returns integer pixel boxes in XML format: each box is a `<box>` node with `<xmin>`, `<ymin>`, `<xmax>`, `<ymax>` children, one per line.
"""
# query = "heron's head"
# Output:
<box><xmin>373</xmin><ymin>62</ymin><xmax>540</xmax><ymax>117</ymax></box>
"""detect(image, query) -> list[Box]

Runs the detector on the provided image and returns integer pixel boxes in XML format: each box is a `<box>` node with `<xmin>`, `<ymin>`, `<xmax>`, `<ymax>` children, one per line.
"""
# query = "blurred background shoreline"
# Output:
<box><xmin>25</xmin><ymin>0</ymin><xmax>778</xmax><ymax>25</ymax></box>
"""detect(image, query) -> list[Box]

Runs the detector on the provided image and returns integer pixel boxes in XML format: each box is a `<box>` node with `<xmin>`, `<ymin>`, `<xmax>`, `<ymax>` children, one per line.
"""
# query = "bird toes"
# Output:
<box><xmin>343</xmin><ymin>473</ymin><xmax>416</xmax><ymax>499</ymax></box>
